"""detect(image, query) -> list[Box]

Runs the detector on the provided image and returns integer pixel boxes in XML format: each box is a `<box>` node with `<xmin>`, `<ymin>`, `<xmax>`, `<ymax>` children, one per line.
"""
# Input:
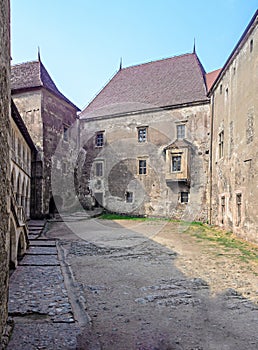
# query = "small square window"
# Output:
<box><xmin>172</xmin><ymin>155</ymin><xmax>181</xmax><ymax>172</ymax></box>
<box><xmin>176</xmin><ymin>124</ymin><xmax>185</xmax><ymax>139</ymax></box>
<box><xmin>95</xmin><ymin>162</ymin><xmax>103</xmax><ymax>177</ymax></box>
<box><xmin>138</xmin><ymin>127</ymin><xmax>147</xmax><ymax>142</ymax></box>
<box><xmin>96</xmin><ymin>132</ymin><xmax>104</xmax><ymax>147</ymax></box>
<box><xmin>180</xmin><ymin>192</ymin><xmax>189</xmax><ymax>203</ymax></box>
<box><xmin>139</xmin><ymin>159</ymin><xmax>147</xmax><ymax>175</ymax></box>
<box><xmin>126</xmin><ymin>191</ymin><xmax>133</xmax><ymax>203</ymax></box>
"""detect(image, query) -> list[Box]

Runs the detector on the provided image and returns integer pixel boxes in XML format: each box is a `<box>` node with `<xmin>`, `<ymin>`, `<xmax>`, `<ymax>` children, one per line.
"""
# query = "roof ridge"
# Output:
<box><xmin>12</xmin><ymin>60</ymin><xmax>39</xmax><ymax>67</ymax></box>
<box><xmin>121</xmin><ymin>52</ymin><xmax>194</xmax><ymax>70</ymax></box>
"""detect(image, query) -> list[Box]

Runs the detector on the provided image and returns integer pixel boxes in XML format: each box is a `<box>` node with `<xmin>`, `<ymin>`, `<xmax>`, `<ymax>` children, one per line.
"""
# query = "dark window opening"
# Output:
<box><xmin>221</xmin><ymin>196</ymin><xmax>225</xmax><ymax>224</ymax></box>
<box><xmin>219</xmin><ymin>131</ymin><xmax>224</xmax><ymax>158</ymax></box>
<box><xmin>126</xmin><ymin>191</ymin><xmax>133</xmax><ymax>203</ymax></box>
<box><xmin>172</xmin><ymin>155</ymin><xmax>181</xmax><ymax>172</ymax></box>
<box><xmin>180</xmin><ymin>192</ymin><xmax>189</xmax><ymax>203</ymax></box>
<box><xmin>250</xmin><ymin>39</ymin><xmax>253</xmax><ymax>53</ymax></box>
<box><xmin>138</xmin><ymin>128</ymin><xmax>147</xmax><ymax>142</ymax></box>
<box><xmin>96</xmin><ymin>132</ymin><xmax>104</xmax><ymax>147</ymax></box>
<box><xmin>139</xmin><ymin>159</ymin><xmax>147</xmax><ymax>175</ymax></box>
<box><xmin>236</xmin><ymin>193</ymin><xmax>242</xmax><ymax>226</ymax></box>
<box><xmin>63</xmin><ymin>126</ymin><xmax>69</xmax><ymax>142</ymax></box>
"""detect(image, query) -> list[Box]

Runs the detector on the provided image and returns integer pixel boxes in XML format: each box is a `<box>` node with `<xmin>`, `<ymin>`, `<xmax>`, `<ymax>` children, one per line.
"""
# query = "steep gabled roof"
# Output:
<box><xmin>205</xmin><ymin>69</ymin><xmax>222</xmax><ymax>92</ymax></box>
<box><xmin>80</xmin><ymin>52</ymin><xmax>209</xmax><ymax>119</ymax></box>
<box><xmin>11</xmin><ymin>99</ymin><xmax>37</xmax><ymax>152</ymax></box>
<box><xmin>11</xmin><ymin>60</ymin><xmax>80</xmax><ymax>111</ymax></box>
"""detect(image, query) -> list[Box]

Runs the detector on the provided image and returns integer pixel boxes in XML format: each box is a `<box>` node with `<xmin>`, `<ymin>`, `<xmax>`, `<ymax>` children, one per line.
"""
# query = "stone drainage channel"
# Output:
<box><xmin>6</xmin><ymin>220</ymin><xmax>89</xmax><ymax>350</ymax></box>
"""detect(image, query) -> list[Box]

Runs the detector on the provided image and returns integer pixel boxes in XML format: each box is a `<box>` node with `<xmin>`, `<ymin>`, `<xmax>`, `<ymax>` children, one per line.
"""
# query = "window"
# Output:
<box><xmin>180</xmin><ymin>192</ymin><xmax>189</xmax><ymax>203</ymax></box>
<box><xmin>126</xmin><ymin>191</ymin><xmax>133</xmax><ymax>203</ymax></box>
<box><xmin>250</xmin><ymin>39</ymin><xmax>253</xmax><ymax>53</ymax></box>
<box><xmin>63</xmin><ymin>125</ymin><xmax>69</xmax><ymax>142</ymax></box>
<box><xmin>95</xmin><ymin>162</ymin><xmax>103</xmax><ymax>177</ymax></box>
<box><xmin>138</xmin><ymin>127</ymin><xmax>147</xmax><ymax>142</ymax></box>
<box><xmin>62</xmin><ymin>162</ymin><xmax>67</xmax><ymax>174</ymax></box>
<box><xmin>219</xmin><ymin>131</ymin><xmax>224</xmax><ymax>158</ymax></box>
<box><xmin>139</xmin><ymin>159</ymin><xmax>147</xmax><ymax>175</ymax></box>
<box><xmin>172</xmin><ymin>155</ymin><xmax>181</xmax><ymax>172</ymax></box>
<box><xmin>177</xmin><ymin>124</ymin><xmax>185</xmax><ymax>139</ymax></box>
<box><xmin>95</xmin><ymin>132</ymin><xmax>104</xmax><ymax>147</ymax></box>
<box><xmin>221</xmin><ymin>196</ymin><xmax>225</xmax><ymax>224</ymax></box>
<box><xmin>236</xmin><ymin>193</ymin><xmax>242</xmax><ymax>226</ymax></box>
<box><xmin>220</xmin><ymin>84</ymin><xmax>223</xmax><ymax>94</ymax></box>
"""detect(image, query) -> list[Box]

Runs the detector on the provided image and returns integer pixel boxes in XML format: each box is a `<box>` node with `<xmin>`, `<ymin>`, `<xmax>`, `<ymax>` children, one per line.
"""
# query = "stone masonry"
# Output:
<box><xmin>0</xmin><ymin>0</ymin><xmax>11</xmax><ymax>344</ymax></box>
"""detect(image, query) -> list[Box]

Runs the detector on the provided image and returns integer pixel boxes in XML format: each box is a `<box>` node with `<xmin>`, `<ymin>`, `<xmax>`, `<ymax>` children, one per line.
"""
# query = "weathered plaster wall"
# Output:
<box><xmin>12</xmin><ymin>88</ymin><xmax>78</xmax><ymax>217</ymax></box>
<box><xmin>0</xmin><ymin>0</ymin><xmax>10</xmax><ymax>343</ymax></box>
<box><xmin>211</xmin><ymin>18</ymin><xmax>258</xmax><ymax>243</ymax></box>
<box><xmin>79</xmin><ymin>102</ymin><xmax>210</xmax><ymax>221</ymax></box>
<box><xmin>42</xmin><ymin>89</ymin><xmax>78</xmax><ymax>215</ymax></box>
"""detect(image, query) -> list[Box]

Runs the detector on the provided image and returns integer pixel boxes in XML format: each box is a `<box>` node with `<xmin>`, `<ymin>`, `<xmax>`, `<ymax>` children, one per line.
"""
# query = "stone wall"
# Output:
<box><xmin>210</xmin><ymin>14</ymin><xmax>258</xmax><ymax>243</ymax></box>
<box><xmin>0</xmin><ymin>0</ymin><xmax>10</xmax><ymax>343</ymax></box>
<box><xmin>79</xmin><ymin>102</ymin><xmax>210</xmax><ymax>221</ymax></box>
<box><xmin>13</xmin><ymin>87</ymin><xmax>78</xmax><ymax>217</ymax></box>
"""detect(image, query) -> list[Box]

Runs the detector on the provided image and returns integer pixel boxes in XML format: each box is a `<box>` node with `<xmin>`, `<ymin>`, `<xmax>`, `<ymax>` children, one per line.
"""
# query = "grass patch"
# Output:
<box><xmin>98</xmin><ymin>213</ymin><xmax>258</xmax><ymax>263</ymax></box>
<box><xmin>185</xmin><ymin>224</ymin><xmax>258</xmax><ymax>263</ymax></box>
<box><xmin>99</xmin><ymin>213</ymin><xmax>148</xmax><ymax>221</ymax></box>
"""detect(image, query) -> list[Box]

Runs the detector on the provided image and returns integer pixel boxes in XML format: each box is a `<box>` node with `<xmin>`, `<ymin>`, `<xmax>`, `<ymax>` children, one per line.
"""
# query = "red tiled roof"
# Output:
<box><xmin>205</xmin><ymin>69</ymin><xmax>222</xmax><ymax>92</ymax></box>
<box><xmin>80</xmin><ymin>53</ymin><xmax>209</xmax><ymax>119</ymax></box>
<box><xmin>11</xmin><ymin>60</ymin><xmax>80</xmax><ymax>110</ymax></box>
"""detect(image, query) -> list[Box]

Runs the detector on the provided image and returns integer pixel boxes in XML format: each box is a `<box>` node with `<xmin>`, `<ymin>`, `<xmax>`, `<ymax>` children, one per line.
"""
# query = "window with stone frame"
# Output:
<box><xmin>138</xmin><ymin>159</ymin><xmax>147</xmax><ymax>175</ymax></box>
<box><xmin>125</xmin><ymin>191</ymin><xmax>133</xmax><ymax>203</ymax></box>
<box><xmin>176</xmin><ymin>124</ymin><xmax>185</xmax><ymax>139</ymax></box>
<box><xmin>219</xmin><ymin>130</ymin><xmax>224</xmax><ymax>158</ymax></box>
<box><xmin>95</xmin><ymin>162</ymin><xmax>103</xmax><ymax>177</ymax></box>
<box><xmin>172</xmin><ymin>154</ymin><xmax>182</xmax><ymax>172</ymax></box>
<box><xmin>138</xmin><ymin>127</ymin><xmax>147</xmax><ymax>143</ymax></box>
<box><xmin>95</xmin><ymin>132</ymin><xmax>104</xmax><ymax>147</ymax></box>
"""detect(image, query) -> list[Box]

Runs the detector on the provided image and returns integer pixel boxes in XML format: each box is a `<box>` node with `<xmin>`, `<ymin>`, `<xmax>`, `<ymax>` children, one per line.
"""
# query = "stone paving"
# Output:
<box><xmin>6</xmin><ymin>220</ymin><xmax>81</xmax><ymax>350</ymax></box>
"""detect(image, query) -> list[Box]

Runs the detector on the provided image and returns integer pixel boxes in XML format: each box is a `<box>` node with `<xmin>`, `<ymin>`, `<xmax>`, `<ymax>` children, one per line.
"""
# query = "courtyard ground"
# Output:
<box><xmin>7</xmin><ymin>216</ymin><xmax>258</xmax><ymax>349</ymax></box>
<box><xmin>48</xmin><ymin>217</ymin><xmax>258</xmax><ymax>350</ymax></box>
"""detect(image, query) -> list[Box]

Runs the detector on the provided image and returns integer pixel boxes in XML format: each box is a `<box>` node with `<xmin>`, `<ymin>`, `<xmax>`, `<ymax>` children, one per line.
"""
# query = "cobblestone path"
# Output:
<box><xmin>7</xmin><ymin>221</ymin><xmax>81</xmax><ymax>350</ymax></box>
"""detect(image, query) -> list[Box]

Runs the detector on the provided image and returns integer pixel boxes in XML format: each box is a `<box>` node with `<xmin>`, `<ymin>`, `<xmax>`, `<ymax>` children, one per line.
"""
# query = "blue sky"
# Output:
<box><xmin>11</xmin><ymin>1</ymin><xmax>257</xmax><ymax>110</ymax></box>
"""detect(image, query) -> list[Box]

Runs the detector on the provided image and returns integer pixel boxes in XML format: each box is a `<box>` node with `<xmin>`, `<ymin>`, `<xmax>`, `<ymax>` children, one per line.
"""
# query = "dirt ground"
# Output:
<box><xmin>46</xmin><ymin>218</ymin><xmax>258</xmax><ymax>350</ymax></box>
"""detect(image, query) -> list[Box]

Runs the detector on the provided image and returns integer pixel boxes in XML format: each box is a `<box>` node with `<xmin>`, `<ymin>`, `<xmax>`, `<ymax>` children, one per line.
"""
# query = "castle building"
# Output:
<box><xmin>209</xmin><ymin>10</ymin><xmax>258</xmax><ymax>243</ymax></box>
<box><xmin>9</xmin><ymin>100</ymin><xmax>36</xmax><ymax>269</ymax></box>
<box><xmin>79</xmin><ymin>52</ymin><xmax>213</xmax><ymax>221</ymax></box>
<box><xmin>11</xmin><ymin>59</ymin><xmax>80</xmax><ymax>218</ymax></box>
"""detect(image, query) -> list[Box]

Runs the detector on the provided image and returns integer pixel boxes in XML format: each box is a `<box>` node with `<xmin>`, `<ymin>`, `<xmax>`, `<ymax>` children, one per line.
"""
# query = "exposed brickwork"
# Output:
<box><xmin>0</xmin><ymin>0</ymin><xmax>10</xmax><ymax>344</ymax></box>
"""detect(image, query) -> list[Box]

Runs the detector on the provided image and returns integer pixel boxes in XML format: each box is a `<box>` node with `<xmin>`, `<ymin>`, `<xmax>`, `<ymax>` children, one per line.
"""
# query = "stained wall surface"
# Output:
<box><xmin>0</xmin><ymin>0</ymin><xmax>11</xmax><ymax>342</ymax></box>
